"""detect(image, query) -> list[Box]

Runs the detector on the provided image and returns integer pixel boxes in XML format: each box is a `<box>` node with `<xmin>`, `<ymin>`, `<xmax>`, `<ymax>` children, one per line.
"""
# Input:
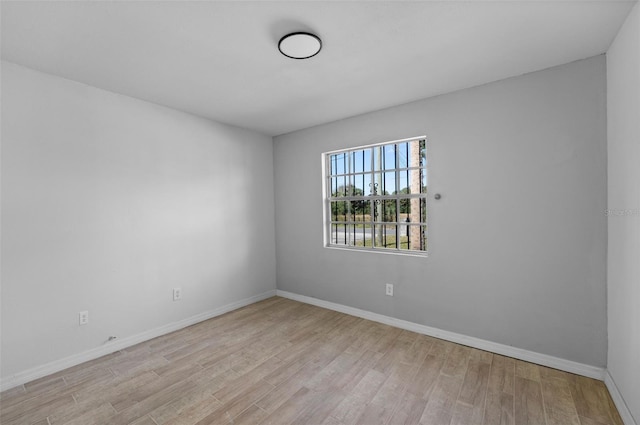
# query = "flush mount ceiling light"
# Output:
<box><xmin>278</xmin><ymin>32</ymin><xmax>322</xmax><ymax>59</ymax></box>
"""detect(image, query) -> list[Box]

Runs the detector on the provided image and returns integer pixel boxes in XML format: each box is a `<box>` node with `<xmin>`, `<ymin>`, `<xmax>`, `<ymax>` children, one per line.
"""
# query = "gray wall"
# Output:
<box><xmin>274</xmin><ymin>55</ymin><xmax>607</xmax><ymax>367</ymax></box>
<box><xmin>607</xmin><ymin>2</ymin><xmax>640</xmax><ymax>422</ymax></box>
<box><xmin>0</xmin><ymin>62</ymin><xmax>276</xmax><ymax>379</ymax></box>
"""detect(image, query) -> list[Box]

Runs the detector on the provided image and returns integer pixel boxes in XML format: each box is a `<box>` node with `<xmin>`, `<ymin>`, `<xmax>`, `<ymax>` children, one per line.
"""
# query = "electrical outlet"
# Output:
<box><xmin>173</xmin><ymin>287</ymin><xmax>182</xmax><ymax>301</ymax></box>
<box><xmin>79</xmin><ymin>311</ymin><xmax>89</xmax><ymax>325</ymax></box>
<box><xmin>385</xmin><ymin>283</ymin><xmax>394</xmax><ymax>296</ymax></box>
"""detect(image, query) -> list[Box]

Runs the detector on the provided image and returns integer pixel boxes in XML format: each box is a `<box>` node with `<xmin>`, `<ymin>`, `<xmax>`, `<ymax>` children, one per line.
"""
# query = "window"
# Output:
<box><xmin>324</xmin><ymin>137</ymin><xmax>427</xmax><ymax>255</ymax></box>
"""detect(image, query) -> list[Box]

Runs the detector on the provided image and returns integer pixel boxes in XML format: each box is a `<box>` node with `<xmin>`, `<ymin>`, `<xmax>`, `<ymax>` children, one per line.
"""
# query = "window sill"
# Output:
<box><xmin>324</xmin><ymin>244</ymin><xmax>428</xmax><ymax>258</ymax></box>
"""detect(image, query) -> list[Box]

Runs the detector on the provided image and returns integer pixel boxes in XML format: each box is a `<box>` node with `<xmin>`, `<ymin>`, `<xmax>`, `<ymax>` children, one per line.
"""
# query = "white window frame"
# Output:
<box><xmin>323</xmin><ymin>136</ymin><xmax>428</xmax><ymax>256</ymax></box>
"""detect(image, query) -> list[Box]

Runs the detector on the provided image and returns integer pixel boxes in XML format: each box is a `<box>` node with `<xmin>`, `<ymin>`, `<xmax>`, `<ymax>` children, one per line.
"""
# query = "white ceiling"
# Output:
<box><xmin>1</xmin><ymin>1</ymin><xmax>636</xmax><ymax>136</ymax></box>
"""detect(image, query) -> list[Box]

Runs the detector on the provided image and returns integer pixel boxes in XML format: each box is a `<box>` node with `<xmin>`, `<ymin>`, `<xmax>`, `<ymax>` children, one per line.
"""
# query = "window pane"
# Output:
<box><xmin>406</xmin><ymin>224</ymin><xmax>427</xmax><ymax>251</ymax></box>
<box><xmin>383</xmin><ymin>171</ymin><xmax>396</xmax><ymax>195</ymax></box>
<box><xmin>353</xmin><ymin>173</ymin><xmax>369</xmax><ymax>196</ymax></box>
<box><xmin>347</xmin><ymin>224</ymin><xmax>356</xmax><ymax>246</ymax></box>
<box><xmin>398</xmin><ymin>168</ymin><xmax>427</xmax><ymax>194</ymax></box>
<box><xmin>381</xmin><ymin>199</ymin><xmax>397</xmax><ymax>223</ymax></box>
<box><xmin>350</xmin><ymin>200</ymin><xmax>367</xmax><ymax>222</ymax></box>
<box><xmin>331</xmin><ymin>175</ymin><xmax>351</xmax><ymax>197</ymax></box>
<box><xmin>399</xmin><ymin>197</ymin><xmax>411</xmax><ymax>220</ymax></box>
<box><xmin>370</xmin><ymin>175</ymin><xmax>382</xmax><ymax>196</ymax></box>
<box><xmin>351</xmin><ymin>149</ymin><xmax>367</xmax><ymax>173</ymax></box>
<box><xmin>373</xmin><ymin>224</ymin><xmax>385</xmax><ymax>248</ymax></box>
<box><xmin>330</xmin><ymin>223</ymin><xmax>348</xmax><ymax>245</ymax></box>
<box><xmin>406</xmin><ymin>139</ymin><xmax>422</xmax><ymax>168</ymax></box>
<box><xmin>374</xmin><ymin>224</ymin><xmax>398</xmax><ymax>248</ymax></box>
<box><xmin>333</xmin><ymin>152</ymin><xmax>347</xmax><ymax>175</ymax></box>
<box><xmin>421</xmin><ymin>169</ymin><xmax>428</xmax><ymax>193</ymax></box>
<box><xmin>383</xmin><ymin>144</ymin><xmax>396</xmax><ymax>170</ymax></box>
<box><xmin>330</xmin><ymin>201</ymin><xmax>348</xmax><ymax>221</ymax></box>
<box><xmin>371</xmin><ymin>199</ymin><xmax>383</xmax><ymax>222</ymax></box>
<box><xmin>399</xmin><ymin>220</ymin><xmax>411</xmax><ymax>249</ymax></box>
<box><xmin>363</xmin><ymin>149</ymin><xmax>372</xmax><ymax>172</ymax></box>
<box><xmin>364</xmin><ymin>200</ymin><xmax>373</xmax><ymax>223</ymax></box>
<box><xmin>373</xmin><ymin>146</ymin><xmax>382</xmax><ymax>173</ymax></box>
<box><xmin>357</xmin><ymin>224</ymin><xmax>373</xmax><ymax>247</ymax></box>
<box><xmin>398</xmin><ymin>142</ymin><xmax>409</xmax><ymax>168</ymax></box>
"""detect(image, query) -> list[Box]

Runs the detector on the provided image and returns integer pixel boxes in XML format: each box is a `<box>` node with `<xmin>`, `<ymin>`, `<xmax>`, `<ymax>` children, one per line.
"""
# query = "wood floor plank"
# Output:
<box><xmin>403</xmin><ymin>334</ymin><xmax>435</xmax><ymax>366</ymax></box>
<box><xmin>322</xmin><ymin>416</ymin><xmax>345</xmax><ymax>425</ymax></box>
<box><xmin>159</xmin><ymin>394</ymin><xmax>221</xmax><ymax>425</ymax></box>
<box><xmin>405</xmin><ymin>339</ymin><xmax>451</xmax><ymax>400</ymax></box>
<box><xmin>516</xmin><ymin>360</ymin><xmax>542</xmax><ymax>382</ymax></box>
<box><xmin>457</xmin><ymin>358</ymin><xmax>491</xmax><ymax>406</ymax></box>
<box><xmin>441</xmin><ymin>344</ymin><xmax>471</xmax><ymax>379</ymax></box>
<box><xmin>147</xmin><ymin>384</ymin><xmax>218</xmax><ymax>424</ymax></box>
<box><xmin>419</xmin><ymin>373</ymin><xmax>464</xmax><ymax>425</ymax></box>
<box><xmin>52</xmin><ymin>403</ymin><xmax>117</xmax><ymax>425</ymax></box>
<box><xmin>450</xmin><ymin>358</ymin><xmax>491</xmax><ymax>425</ymax></box>
<box><xmin>578</xmin><ymin>415</ymin><xmax>615</xmax><ymax>425</ymax></box>
<box><xmin>483</xmin><ymin>391</ymin><xmax>514</xmax><ymax>425</ymax></box>
<box><xmin>354</xmin><ymin>403</ymin><xmax>389</xmax><ymax>425</ymax></box>
<box><xmin>332</xmin><ymin>349</ymin><xmax>384</xmax><ymax>392</ymax></box>
<box><xmin>469</xmin><ymin>348</ymin><xmax>494</xmax><ymax>364</ymax></box>
<box><xmin>210</xmin><ymin>356</ymin><xmax>282</xmax><ymax>404</ymax></box>
<box><xmin>29</xmin><ymin>351</ymin><xmax>121</xmax><ymax>387</ymax></box>
<box><xmin>257</xmin><ymin>386</ymin><xmax>317</xmax><ymax>425</ymax></box>
<box><xmin>540</xmin><ymin>375</ymin><xmax>581</xmax><ymax>425</ymax></box>
<box><xmin>194</xmin><ymin>379</ymin><xmax>274</xmax><ymax>425</ymax></box>
<box><xmin>129</xmin><ymin>415</ymin><xmax>159</xmax><ymax>425</ymax></box>
<box><xmin>388</xmin><ymin>391</ymin><xmax>428</xmax><ymax>425</ymax></box>
<box><xmin>188</xmin><ymin>365</ymin><xmax>240</xmax><ymax>395</ymax></box>
<box><xmin>329</xmin><ymin>368</ymin><xmax>387</xmax><ymax>425</ymax></box>
<box><xmin>73</xmin><ymin>369</ymin><xmax>159</xmax><ymax>405</ymax></box>
<box><xmin>569</xmin><ymin>375</ymin><xmax>623</xmax><ymax>425</ymax></box>
<box><xmin>112</xmin><ymin>362</ymin><xmax>202</xmax><ymax>412</ymax></box>
<box><xmin>255</xmin><ymin>360</ymin><xmax>324</xmax><ymax>414</ymax></box>
<box><xmin>109</xmin><ymin>353</ymin><xmax>169</xmax><ymax>377</ymax></box>
<box><xmin>483</xmin><ymin>354</ymin><xmax>515</xmax><ymax>425</ymax></box>
<box><xmin>1</xmin><ymin>377</ymin><xmax>66</xmax><ymax>410</ymax></box>
<box><xmin>369</xmin><ymin>325</ymin><xmax>403</xmax><ymax>354</ymax></box>
<box><xmin>372</xmin><ymin>330</ymin><xmax>419</xmax><ymax>374</ymax></box>
<box><xmin>515</xmin><ymin>376</ymin><xmax>547</xmax><ymax>425</ymax></box>
<box><xmin>109</xmin><ymin>379</ymin><xmax>198</xmax><ymax>425</ymax></box>
<box><xmin>488</xmin><ymin>354</ymin><xmax>516</xmax><ymax>395</ymax></box>
<box><xmin>0</xmin><ymin>297</ymin><xmax>625</xmax><ymax>425</ymax></box>
<box><xmin>364</xmin><ymin>363</ymin><xmax>416</xmax><ymax>424</ymax></box>
<box><xmin>293</xmin><ymin>388</ymin><xmax>346</xmax><ymax>425</ymax></box>
<box><xmin>0</xmin><ymin>384</ymin><xmax>25</xmax><ymax>401</ymax></box>
<box><xmin>306</xmin><ymin>351</ymin><xmax>361</xmax><ymax>391</ymax></box>
<box><xmin>230</xmin><ymin>404</ymin><xmax>269</xmax><ymax>425</ymax></box>
<box><xmin>0</xmin><ymin>393</ymin><xmax>75</xmax><ymax>425</ymax></box>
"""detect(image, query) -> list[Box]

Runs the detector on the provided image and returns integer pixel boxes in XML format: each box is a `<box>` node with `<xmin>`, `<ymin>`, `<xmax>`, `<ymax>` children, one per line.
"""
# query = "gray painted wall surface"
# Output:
<box><xmin>607</xmin><ymin>2</ymin><xmax>640</xmax><ymax>421</ymax></box>
<box><xmin>0</xmin><ymin>62</ymin><xmax>276</xmax><ymax>379</ymax></box>
<box><xmin>274</xmin><ymin>56</ymin><xmax>607</xmax><ymax>367</ymax></box>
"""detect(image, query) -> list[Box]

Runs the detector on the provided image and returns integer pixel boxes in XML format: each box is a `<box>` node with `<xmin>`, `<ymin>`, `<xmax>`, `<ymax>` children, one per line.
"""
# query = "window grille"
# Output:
<box><xmin>325</xmin><ymin>137</ymin><xmax>427</xmax><ymax>255</ymax></box>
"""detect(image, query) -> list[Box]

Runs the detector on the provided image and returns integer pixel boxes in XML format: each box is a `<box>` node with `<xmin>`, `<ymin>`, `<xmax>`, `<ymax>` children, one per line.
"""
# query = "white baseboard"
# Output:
<box><xmin>605</xmin><ymin>371</ymin><xmax>638</xmax><ymax>425</ymax></box>
<box><xmin>276</xmin><ymin>290</ymin><xmax>605</xmax><ymax>380</ymax></box>
<box><xmin>0</xmin><ymin>290</ymin><xmax>277</xmax><ymax>392</ymax></box>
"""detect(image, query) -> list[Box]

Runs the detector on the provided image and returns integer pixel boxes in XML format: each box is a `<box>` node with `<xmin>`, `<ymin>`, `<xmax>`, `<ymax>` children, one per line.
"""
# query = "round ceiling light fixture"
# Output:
<box><xmin>278</xmin><ymin>32</ymin><xmax>322</xmax><ymax>59</ymax></box>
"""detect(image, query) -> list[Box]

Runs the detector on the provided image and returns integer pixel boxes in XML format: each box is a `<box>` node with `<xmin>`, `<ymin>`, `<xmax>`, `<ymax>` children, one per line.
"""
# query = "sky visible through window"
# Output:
<box><xmin>329</xmin><ymin>141</ymin><xmax>427</xmax><ymax>197</ymax></box>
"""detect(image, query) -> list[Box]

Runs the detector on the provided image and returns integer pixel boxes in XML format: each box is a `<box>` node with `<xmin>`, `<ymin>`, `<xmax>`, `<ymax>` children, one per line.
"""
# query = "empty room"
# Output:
<box><xmin>1</xmin><ymin>1</ymin><xmax>638</xmax><ymax>424</ymax></box>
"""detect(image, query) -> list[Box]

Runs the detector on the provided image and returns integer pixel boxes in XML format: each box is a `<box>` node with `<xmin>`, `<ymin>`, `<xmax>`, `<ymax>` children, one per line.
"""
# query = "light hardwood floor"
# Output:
<box><xmin>0</xmin><ymin>297</ymin><xmax>624</xmax><ymax>425</ymax></box>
